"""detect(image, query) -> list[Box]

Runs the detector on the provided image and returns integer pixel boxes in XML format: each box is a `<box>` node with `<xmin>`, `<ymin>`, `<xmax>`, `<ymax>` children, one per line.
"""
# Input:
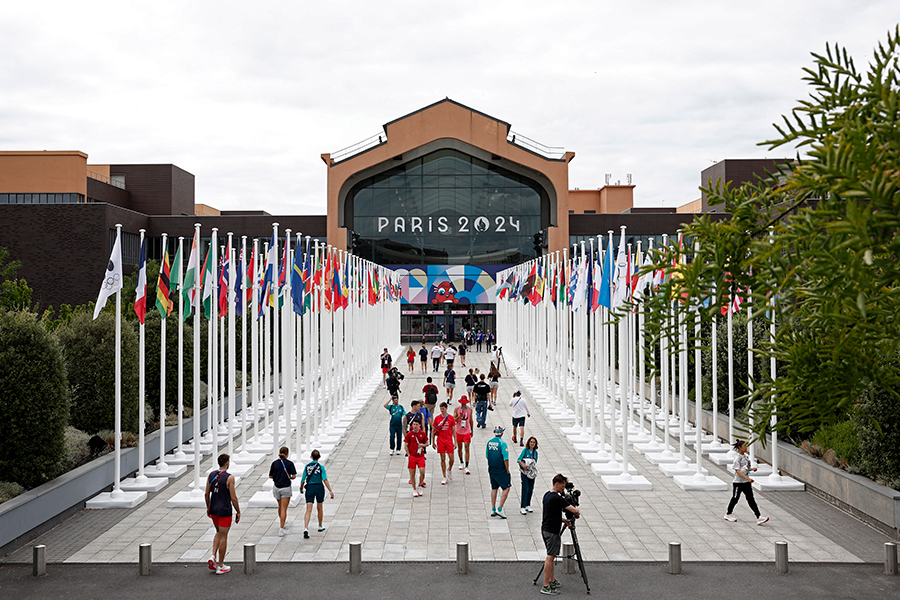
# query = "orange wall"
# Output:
<box><xmin>323</xmin><ymin>100</ymin><xmax>574</xmax><ymax>252</ymax></box>
<box><xmin>87</xmin><ymin>164</ymin><xmax>110</xmax><ymax>178</ymax></box>
<box><xmin>568</xmin><ymin>185</ymin><xmax>634</xmax><ymax>214</ymax></box>
<box><xmin>677</xmin><ymin>198</ymin><xmax>702</xmax><ymax>213</ymax></box>
<box><xmin>0</xmin><ymin>151</ymin><xmax>88</xmax><ymax>195</ymax></box>
<box><xmin>195</xmin><ymin>203</ymin><xmax>221</xmax><ymax>216</ymax></box>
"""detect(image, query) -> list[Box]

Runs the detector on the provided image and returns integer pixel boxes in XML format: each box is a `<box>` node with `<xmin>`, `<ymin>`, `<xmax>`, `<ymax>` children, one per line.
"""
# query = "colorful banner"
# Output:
<box><xmin>398</xmin><ymin>264</ymin><xmax>506</xmax><ymax>305</ymax></box>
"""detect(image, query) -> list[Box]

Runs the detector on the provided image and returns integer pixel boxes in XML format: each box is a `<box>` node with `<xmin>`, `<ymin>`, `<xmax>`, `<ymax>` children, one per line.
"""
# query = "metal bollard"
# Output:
<box><xmin>775</xmin><ymin>541</ymin><xmax>789</xmax><ymax>574</ymax></box>
<box><xmin>33</xmin><ymin>545</ymin><xmax>46</xmax><ymax>577</ymax></box>
<box><xmin>886</xmin><ymin>542</ymin><xmax>898</xmax><ymax>576</ymax></box>
<box><xmin>349</xmin><ymin>541</ymin><xmax>362</xmax><ymax>574</ymax></box>
<box><xmin>244</xmin><ymin>543</ymin><xmax>256</xmax><ymax>575</ymax></box>
<box><xmin>562</xmin><ymin>542</ymin><xmax>575</xmax><ymax>574</ymax></box>
<box><xmin>668</xmin><ymin>542</ymin><xmax>682</xmax><ymax>575</ymax></box>
<box><xmin>138</xmin><ymin>543</ymin><xmax>151</xmax><ymax>576</ymax></box>
<box><xmin>456</xmin><ymin>542</ymin><xmax>469</xmax><ymax>574</ymax></box>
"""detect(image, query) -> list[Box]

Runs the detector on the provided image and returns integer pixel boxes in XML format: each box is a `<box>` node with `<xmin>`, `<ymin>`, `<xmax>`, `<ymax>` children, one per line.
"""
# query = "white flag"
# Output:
<box><xmin>93</xmin><ymin>229</ymin><xmax>123</xmax><ymax>320</ymax></box>
<box><xmin>612</xmin><ymin>234</ymin><xmax>629</xmax><ymax>310</ymax></box>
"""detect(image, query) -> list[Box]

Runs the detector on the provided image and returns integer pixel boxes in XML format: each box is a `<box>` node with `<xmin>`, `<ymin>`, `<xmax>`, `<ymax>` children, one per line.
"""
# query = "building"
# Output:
<box><xmin>1</xmin><ymin>100</ymin><xmax>739</xmax><ymax>339</ymax></box>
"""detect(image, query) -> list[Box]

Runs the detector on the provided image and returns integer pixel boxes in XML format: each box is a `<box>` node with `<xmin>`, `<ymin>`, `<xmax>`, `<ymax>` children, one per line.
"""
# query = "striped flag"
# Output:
<box><xmin>155</xmin><ymin>244</ymin><xmax>173</xmax><ymax>319</ymax></box>
<box><xmin>182</xmin><ymin>231</ymin><xmax>200</xmax><ymax>320</ymax></box>
<box><xmin>134</xmin><ymin>237</ymin><xmax>147</xmax><ymax>324</ymax></box>
<box><xmin>201</xmin><ymin>245</ymin><xmax>214</xmax><ymax>319</ymax></box>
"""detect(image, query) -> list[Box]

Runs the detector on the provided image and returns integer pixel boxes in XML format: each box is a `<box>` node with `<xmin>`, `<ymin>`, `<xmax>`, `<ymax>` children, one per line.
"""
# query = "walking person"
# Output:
<box><xmin>422</xmin><ymin>378</ymin><xmax>439</xmax><ymax>417</ymax></box>
<box><xmin>464</xmin><ymin>368</ymin><xmax>476</xmax><ymax>398</ymax></box>
<box><xmin>509</xmin><ymin>389</ymin><xmax>530</xmax><ymax>445</ymax></box>
<box><xmin>517</xmin><ymin>437</ymin><xmax>539</xmax><ymax>514</ymax></box>
<box><xmin>205</xmin><ymin>453</ymin><xmax>241</xmax><ymax>574</ymax></box>
<box><xmin>486</xmin><ymin>426</ymin><xmax>511</xmax><ymax>518</ymax></box>
<box><xmin>405</xmin><ymin>419</ymin><xmax>428</xmax><ymax>497</ymax></box>
<box><xmin>431</xmin><ymin>343</ymin><xmax>443</xmax><ymax>372</ymax></box>
<box><xmin>433</xmin><ymin>402</ymin><xmax>456</xmax><ymax>485</ymax></box>
<box><xmin>406</xmin><ymin>346</ymin><xmax>416</xmax><ymax>373</ymax></box>
<box><xmin>488</xmin><ymin>362</ymin><xmax>501</xmax><ymax>406</ymax></box>
<box><xmin>269</xmin><ymin>447</ymin><xmax>297</xmax><ymax>537</ymax></box>
<box><xmin>419</xmin><ymin>343</ymin><xmax>429</xmax><ymax>373</ymax></box>
<box><xmin>443</xmin><ymin>363</ymin><xmax>456</xmax><ymax>404</ymax></box>
<box><xmin>443</xmin><ymin>343</ymin><xmax>457</xmax><ymax>369</ymax></box>
<box><xmin>386</xmin><ymin>367</ymin><xmax>403</xmax><ymax>399</ymax></box>
<box><xmin>380</xmin><ymin>348</ymin><xmax>392</xmax><ymax>388</ymax></box>
<box><xmin>486</xmin><ymin>331</ymin><xmax>495</xmax><ymax>348</ymax></box>
<box><xmin>475</xmin><ymin>330</ymin><xmax>484</xmax><ymax>352</ymax></box>
<box><xmin>724</xmin><ymin>440</ymin><xmax>769</xmax><ymax>524</ymax></box>
<box><xmin>299</xmin><ymin>450</ymin><xmax>334</xmax><ymax>538</ymax></box>
<box><xmin>541</xmin><ymin>473</ymin><xmax>579</xmax><ymax>595</ymax></box>
<box><xmin>384</xmin><ymin>394</ymin><xmax>406</xmax><ymax>455</ymax></box>
<box><xmin>458</xmin><ymin>341</ymin><xmax>467</xmax><ymax>367</ymax></box>
<box><xmin>454</xmin><ymin>395</ymin><xmax>473</xmax><ymax>474</ymax></box>
<box><xmin>473</xmin><ymin>374</ymin><xmax>491</xmax><ymax>428</ymax></box>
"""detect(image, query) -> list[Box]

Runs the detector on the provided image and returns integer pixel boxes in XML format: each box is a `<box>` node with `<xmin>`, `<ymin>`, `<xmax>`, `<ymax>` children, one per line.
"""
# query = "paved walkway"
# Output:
<box><xmin>2</xmin><ymin>348</ymin><xmax>894</xmax><ymax>565</ymax></box>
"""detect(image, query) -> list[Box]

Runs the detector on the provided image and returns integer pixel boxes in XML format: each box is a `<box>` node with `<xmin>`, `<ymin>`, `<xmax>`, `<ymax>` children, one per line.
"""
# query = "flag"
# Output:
<box><xmin>498</xmin><ymin>273</ymin><xmax>513</xmax><ymax>299</ymax></box>
<box><xmin>323</xmin><ymin>250</ymin><xmax>334</xmax><ymax>311</ymax></box>
<box><xmin>93</xmin><ymin>229</ymin><xmax>123</xmax><ymax>320</ymax></box>
<box><xmin>598</xmin><ymin>238</ymin><xmax>613</xmax><ymax>309</ymax></box>
<box><xmin>134</xmin><ymin>237</ymin><xmax>147</xmax><ymax>324</ymax></box>
<box><xmin>155</xmin><ymin>245</ymin><xmax>172</xmax><ymax>319</ymax></box>
<box><xmin>201</xmin><ymin>245</ymin><xmax>214</xmax><ymax>319</ymax></box>
<box><xmin>302</xmin><ymin>239</ymin><xmax>312</xmax><ymax>313</ymax></box>
<box><xmin>170</xmin><ymin>238</ymin><xmax>183</xmax><ymax>294</ymax></box>
<box><xmin>235</xmin><ymin>247</ymin><xmax>244</xmax><ymax>317</ymax></box>
<box><xmin>291</xmin><ymin>238</ymin><xmax>304</xmax><ymax>315</ymax></box>
<box><xmin>258</xmin><ymin>233</ymin><xmax>276</xmax><ymax>319</ymax></box>
<box><xmin>218</xmin><ymin>240</ymin><xmax>230</xmax><ymax>316</ymax></box>
<box><xmin>246</xmin><ymin>246</ymin><xmax>255</xmax><ymax>309</ymax></box>
<box><xmin>182</xmin><ymin>231</ymin><xmax>200</xmax><ymax>320</ymax></box>
<box><xmin>520</xmin><ymin>262</ymin><xmax>536</xmax><ymax>302</ymax></box>
<box><xmin>612</xmin><ymin>234</ymin><xmax>629</xmax><ymax>310</ymax></box>
<box><xmin>572</xmin><ymin>254</ymin><xmax>587</xmax><ymax>311</ymax></box>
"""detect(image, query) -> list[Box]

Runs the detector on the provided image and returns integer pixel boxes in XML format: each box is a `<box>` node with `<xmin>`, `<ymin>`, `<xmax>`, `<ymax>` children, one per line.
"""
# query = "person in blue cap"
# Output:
<box><xmin>486</xmin><ymin>426</ymin><xmax>511</xmax><ymax>518</ymax></box>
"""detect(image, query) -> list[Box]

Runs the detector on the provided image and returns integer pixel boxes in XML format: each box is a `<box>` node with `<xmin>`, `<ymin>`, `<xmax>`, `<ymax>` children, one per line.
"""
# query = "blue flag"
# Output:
<box><xmin>598</xmin><ymin>237</ymin><xmax>613</xmax><ymax>309</ymax></box>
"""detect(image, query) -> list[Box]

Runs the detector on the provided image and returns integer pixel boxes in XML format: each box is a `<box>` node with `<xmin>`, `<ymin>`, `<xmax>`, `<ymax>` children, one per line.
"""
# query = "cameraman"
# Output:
<box><xmin>541</xmin><ymin>474</ymin><xmax>579</xmax><ymax>595</ymax></box>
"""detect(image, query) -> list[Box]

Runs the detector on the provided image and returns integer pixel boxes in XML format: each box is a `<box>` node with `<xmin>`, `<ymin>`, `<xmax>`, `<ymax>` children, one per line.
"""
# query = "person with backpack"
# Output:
<box><xmin>454</xmin><ymin>396</ymin><xmax>473</xmax><ymax>474</ymax></box>
<box><xmin>299</xmin><ymin>450</ymin><xmax>333</xmax><ymax>539</ymax></box>
<box><xmin>269</xmin><ymin>446</ymin><xmax>297</xmax><ymax>537</ymax></box>
<box><xmin>443</xmin><ymin>364</ymin><xmax>457</xmax><ymax>404</ymax></box>
<box><xmin>205</xmin><ymin>453</ymin><xmax>241</xmax><ymax>574</ymax></box>
<box><xmin>473</xmin><ymin>374</ymin><xmax>491</xmax><ymax>428</ymax></box>
<box><xmin>384</xmin><ymin>394</ymin><xmax>406</xmax><ymax>456</ymax></box>
<box><xmin>423</xmin><ymin>377</ymin><xmax>440</xmax><ymax>415</ymax></box>
<box><xmin>386</xmin><ymin>368</ymin><xmax>403</xmax><ymax>398</ymax></box>
<box><xmin>432</xmin><ymin>402</ymin><xmax>457</xmax><ymax>485</ymax></box>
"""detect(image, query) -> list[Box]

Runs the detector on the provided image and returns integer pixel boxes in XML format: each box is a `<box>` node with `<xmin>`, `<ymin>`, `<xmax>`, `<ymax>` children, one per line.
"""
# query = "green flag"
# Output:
<box><xmin>201</xmin><ymin>246</ymin><xmax>214</xmax><ymax>319</ymax></box>
<box><xmin>182</xmin><ymin>232</ymin><xmax>200</xmax><ymax>321</ymax></box>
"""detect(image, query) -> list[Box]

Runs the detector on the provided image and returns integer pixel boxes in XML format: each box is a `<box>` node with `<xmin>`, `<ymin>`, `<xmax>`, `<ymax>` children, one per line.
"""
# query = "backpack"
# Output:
<box><xmin>425</xmin><ymin>386</ymin><xmax>438</xmax><ymax>405</ymax></box>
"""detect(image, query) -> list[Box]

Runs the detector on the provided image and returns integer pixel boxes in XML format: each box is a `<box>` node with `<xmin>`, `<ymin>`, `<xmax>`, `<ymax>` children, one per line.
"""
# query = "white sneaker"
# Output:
<box><xmin>724</xmin><ymin>514</ymin><xmax>738</xmax><ymax>522</ymax></box>
<box><xmin>278</xmin><ymin>528</ymin><xmax>285</xmax><ymax>537</ymax></box>
<box><xmin>413</xmin><ymin>490</ymin><xmax>419</xmax><ymax>497</ymax></box>
<box><xmin>215</xmin><ymin>564</ymin><xmax>231</xmax><ymax>574</ymax></box>
<box><xmin>389</xmin><ymin>450</ymin><xmax>394</xmax><ymax>455</ymax></box>
<box><xmin>441</xmin><ymin>478</ymin><xmax>447</xmax><ymax>485</ymax></box>
<box><xmin>459</xmin><ymin>465</ymin><xmax>464</xmax><ymax>471</ymax></box>
<box><xmin>526</xmin><ymin>506</ymin><xmax>533</xmax><ymax>513</ymax></box>
<box><xmin>757</xmin><ymin>516</ymin><xmax>770</xmax><ymax>525</ymax></box>
<box><xmin>465</xmin><ymin>468</ymin><xmax>471</xmax><ymax>475</ymax></box>
<box><xmin>520</xmin><ymin>508</ymin><xmax>527</xmax><ymax>515</ymax></box>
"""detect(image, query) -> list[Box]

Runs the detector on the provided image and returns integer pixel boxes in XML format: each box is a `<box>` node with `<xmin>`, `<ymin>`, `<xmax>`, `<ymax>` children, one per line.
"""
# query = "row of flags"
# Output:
<box><xmin>497</xmin><ymin>235</ymin><xmax>745</xmax><ymax>315</ymax></box>
<box><xmin>96</xmin><ymin>229</ymin><xmax>399</xmax><ymax>322</ymax></box>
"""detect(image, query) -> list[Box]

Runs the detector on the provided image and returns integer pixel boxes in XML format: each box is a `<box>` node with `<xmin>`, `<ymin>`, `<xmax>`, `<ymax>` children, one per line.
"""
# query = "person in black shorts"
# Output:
<box><xmin>269</xmin><ymin>446</ymin><xmax>297</xmax><ymax>537</ymax></box>
<box><xmin>419</xmin><ymin>344</ymin><xmax>429</xmax><ymax>373</ymax></box>
<box><xmin>541</xmin><ymin>473</ymin><xmax>579</xmax><ymax>595</ymax></box>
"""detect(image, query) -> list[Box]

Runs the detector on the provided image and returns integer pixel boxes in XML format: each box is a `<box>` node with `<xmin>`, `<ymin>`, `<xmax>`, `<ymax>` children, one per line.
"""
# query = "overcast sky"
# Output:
<box><xmin>1</xmin><ymin>1</ymin><xmax>896</xmax><ymax>214</ymax></box>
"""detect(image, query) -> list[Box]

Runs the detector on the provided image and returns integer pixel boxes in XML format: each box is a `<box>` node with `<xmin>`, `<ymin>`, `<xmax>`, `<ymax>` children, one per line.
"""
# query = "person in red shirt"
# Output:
<box><xmin>432</xmin><ymin>402</ymin><xmax>457</xmax><ymax>485</ymax></box>
<box><xmin>404</xmin><ymin>420</ymin><xmax>428</xmax><ymax>497</ymax></box>
<box><xmin>454</xmin><ymin>395</ymin><xmax>474</xmax><ymax>474</ymax></box>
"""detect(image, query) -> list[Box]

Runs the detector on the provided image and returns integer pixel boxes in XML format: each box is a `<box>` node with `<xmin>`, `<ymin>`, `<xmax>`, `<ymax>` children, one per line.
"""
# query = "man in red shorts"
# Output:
<box><xmin>204</xmin><ymin>453</ymin><xmax>241</xmax><ymax>574</ymax></box>
<box><xmin>432</xmin><ymin>402</ymin><xmax>456</xmax><ymax>485</ymax></box>
<box><xmin>404</xmin><ymin>419</ymin><xmax>428</xmax><ymax>497</ymax></box>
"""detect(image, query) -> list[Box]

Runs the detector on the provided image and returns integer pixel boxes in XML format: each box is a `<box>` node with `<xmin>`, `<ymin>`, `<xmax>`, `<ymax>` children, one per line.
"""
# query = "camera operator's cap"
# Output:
<box><xmin>493</xmin><ymin>426</ymin><xmax>505</xmax><ymax>435</ymax></box>
<box><xmin>513</xmin><ymin>389</ymin><xmax>521</xmax><ymax>396</ymax></box>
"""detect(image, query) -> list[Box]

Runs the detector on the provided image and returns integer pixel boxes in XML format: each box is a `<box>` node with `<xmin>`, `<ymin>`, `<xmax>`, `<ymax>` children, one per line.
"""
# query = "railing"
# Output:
<box><xmin>87</xmin><ymin>170</ymin><xmax>126</xmax><ymax>189</ymax></box>
<box><xmin>330</xmin><ymin>132</ymin><xmax>387</xmax><ymax>163</ymax></box>
<box><xmin>507</xmin><ymin>130</ymin><xmax>566</xmax><ymax>160</ymax></box>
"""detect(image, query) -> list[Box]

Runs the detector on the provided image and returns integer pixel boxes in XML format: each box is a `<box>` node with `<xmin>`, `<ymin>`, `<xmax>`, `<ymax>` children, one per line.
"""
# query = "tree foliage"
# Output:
<box><xmin>0</xmin><ymin>246</ymin><xmax>33</xmax><ymax>312</ymax></box>
<box><xmin>0</xmin><ymin>311</ymin><xmax>69</xmax><ymax>488</ymax></box>
<box><xmin>641</xmin><ymin>28</ymin><xmax>900</xmax><ymax>442</ymax></box>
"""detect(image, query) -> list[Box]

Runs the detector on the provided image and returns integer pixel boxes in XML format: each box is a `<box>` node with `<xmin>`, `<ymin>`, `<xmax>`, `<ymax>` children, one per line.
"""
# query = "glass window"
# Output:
<box><xmin>0</xmin><ymin>194</ymin><xmax>7</xmax><ymax>204</ymax></box>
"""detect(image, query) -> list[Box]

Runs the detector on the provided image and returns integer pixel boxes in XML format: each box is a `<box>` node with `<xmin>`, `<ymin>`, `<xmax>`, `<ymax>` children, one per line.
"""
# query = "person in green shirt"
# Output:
<box><xmin>384</xmin><ymin>394</ymin><xmax>406</xmax><ymax>456</ymax></box>
<box><xmin>299</xmin><ymin>450</ymin><xmax>334</xmax><ymax>538</ymax></box>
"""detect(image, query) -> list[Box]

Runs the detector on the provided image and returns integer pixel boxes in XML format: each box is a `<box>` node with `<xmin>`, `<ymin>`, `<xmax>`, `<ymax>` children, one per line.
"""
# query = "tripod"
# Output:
<box><xmin>533</xmin><ymin>518</ymin><xmax>591</xmax><ymax>594</ymax></box>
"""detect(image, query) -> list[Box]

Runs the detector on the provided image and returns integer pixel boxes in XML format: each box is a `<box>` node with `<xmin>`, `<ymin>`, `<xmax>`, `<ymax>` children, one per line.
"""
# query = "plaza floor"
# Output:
<box><xmin>1</xmin><ymin>349</ymin><xmax>894</xmax><ymax>566</ymax></box>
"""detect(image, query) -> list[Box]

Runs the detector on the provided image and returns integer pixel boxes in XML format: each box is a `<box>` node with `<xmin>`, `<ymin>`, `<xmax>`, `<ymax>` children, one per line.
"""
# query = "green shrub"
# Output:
<box><xmin>56</xmin><ymin>311</ymin><xmax>139</xmax><ymax>434</ymax></box>
<box><xmin>0</xmin><ymin>481</ymin><xmax>25</xmax><ymax>504</ymax></box>
<box><xmin>55</xmin><ymin>426</ymin><xmax>97</xmax><ymax>475</ymax></box>
<box><xmin>143</xmin><ymin>311</ymin><xmax>195</xmax><ymax>422</ymax></box>
<box><xmin>0</xmin><ymin>311</ymin><xmax>69</xmax><ymax>488</ymax></box>
<box><xmin>853</xmin><ymin>383</ymin><xmax>900</xmax><ymax>489</ymax></box>
<box><xmin>811</xmin><ymin>420</ymin><xmax>859</xmax><ymax>464</ymax></box>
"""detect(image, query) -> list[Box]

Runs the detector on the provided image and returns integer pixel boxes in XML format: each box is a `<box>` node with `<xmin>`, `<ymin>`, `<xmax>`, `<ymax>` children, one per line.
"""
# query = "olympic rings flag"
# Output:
<box><xmin>93</xmin><ymin>227</ymin><xmax>123</xmax><ymax>320</ymax></box>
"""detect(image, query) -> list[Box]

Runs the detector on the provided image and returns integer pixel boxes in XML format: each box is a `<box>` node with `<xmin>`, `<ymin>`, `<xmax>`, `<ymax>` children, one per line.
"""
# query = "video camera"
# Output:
<box><xmin>562</xmin><ymin>481</ymin><xmax>581</xmax><ymax>511</ymax></box>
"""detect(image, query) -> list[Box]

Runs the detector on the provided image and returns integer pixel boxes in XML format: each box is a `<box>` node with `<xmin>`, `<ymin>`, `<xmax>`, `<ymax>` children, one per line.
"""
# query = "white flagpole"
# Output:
<box><xmin>252</xmin><ymin>238</ymin><xmax>261</xmax><ymax>445</ymax></box>
<box><xmin>284</xmin><ymin>228</ymin><xmax>294</xmax><ymax>441</ymax></box>
<box><xmin>135</xmin><ymin>229</ymin><xmax>147</xmax><ymax>484</ymax></box>
<box><xmin>710</xmin><ymin>279</ymin><xmax>724</xmax><ymax>451</ymax></box>
<box><xmin>747</xmin><ymin>286</ymin><xmax>755</xmax><ymax>466</ymax></box>
<box><xmin>227</xmin><ymin>233</ymin><xmax>236</xmax><ymax>459</ymax></box>
<box><xmin>191</xmin><ymin>223</ymin><xmax>203</xmax><ymax>497</ymax></box>
<box><xmin>263</xmin><ymin>240</ymin><xmax>271</xmax><ymax>441</ymax></box>
<box><xmin>111</xmin><ymin>224</ymin><xmax>124</xmax><ymax>499</ymax></box>
<box><xmin>271</xmin><ymin>223</ymin><xmax>280</xmax><ymax>459</ymax></box>
<box><xmin>240</xmin><ymin>235</ymin><xmax>249</xmax><ymax>456</ymax></box>
<box><xmin>158</xmin><ymin>232</ymin><xmax>169</xmax><ymax>472</ymax></box>
<box><xmin>175</xmin><ymin>236</ymin><xmax>187</xmax><ymax>460</ymax></box>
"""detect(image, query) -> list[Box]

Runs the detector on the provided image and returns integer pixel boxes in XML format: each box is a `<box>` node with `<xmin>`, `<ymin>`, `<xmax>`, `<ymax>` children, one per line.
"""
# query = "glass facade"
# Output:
<box><xmin>0</xmin><ymin>193</ymin><xmax>85</xmax><ymax>204</ymax></box>
<box><xmin>347</xmin><ymin>149</ymin><xmax>549</xmax><ymax>265</ymax></box>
